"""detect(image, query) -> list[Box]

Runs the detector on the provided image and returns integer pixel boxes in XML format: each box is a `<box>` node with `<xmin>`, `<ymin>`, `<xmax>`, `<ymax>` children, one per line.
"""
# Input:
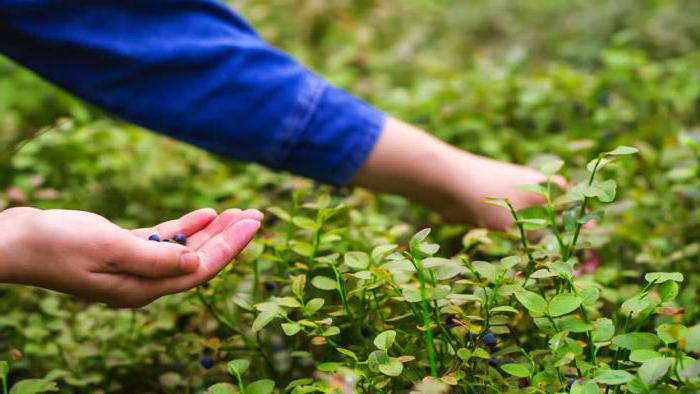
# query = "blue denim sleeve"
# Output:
<box><xmin>0</xmin><ymin>1</ymin><xmax>385</xmax><ymax>186</ymax></box>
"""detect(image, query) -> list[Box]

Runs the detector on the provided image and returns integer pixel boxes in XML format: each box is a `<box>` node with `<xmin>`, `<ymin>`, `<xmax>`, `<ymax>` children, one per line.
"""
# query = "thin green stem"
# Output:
<box><xmin>410</xmin><ymin>256</ymin><xmax>438</xmax><ymax>377</ymax></box>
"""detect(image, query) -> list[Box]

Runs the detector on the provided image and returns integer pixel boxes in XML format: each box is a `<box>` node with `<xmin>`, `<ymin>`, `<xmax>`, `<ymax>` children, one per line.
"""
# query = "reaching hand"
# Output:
<box><xmin>0</xmin><ymin>207</ymin><xmax>262</xmax><ymax>307</ymax></box>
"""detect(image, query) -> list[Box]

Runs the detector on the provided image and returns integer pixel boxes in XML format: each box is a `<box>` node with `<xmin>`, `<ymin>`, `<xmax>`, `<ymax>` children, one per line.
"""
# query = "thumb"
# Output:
<box><xmin>114</xmin><ymin>237</ymin><xmax>200</xmax><ymax>278</ymax></box>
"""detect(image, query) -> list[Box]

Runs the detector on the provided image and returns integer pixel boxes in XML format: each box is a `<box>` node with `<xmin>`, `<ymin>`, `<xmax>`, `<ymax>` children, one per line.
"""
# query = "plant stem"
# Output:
<box><xmin>410</xmin><ymin>256</ymin><xmax>438</xmax><ymax>377</ymax></box>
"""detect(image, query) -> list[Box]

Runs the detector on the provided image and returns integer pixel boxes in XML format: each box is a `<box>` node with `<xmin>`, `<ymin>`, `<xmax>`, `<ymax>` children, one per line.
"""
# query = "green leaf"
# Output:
<box><xmin>471</xmin><ymin>261</ymin><xmax>498</xmax><ymax>281</ymax></box>
<box><xmin>247</xmin><ymin>379</ymin><xmax>274</xmax><ymax>394</ymax></box>
<box><xmin>605</xmin><ymin>146</ymin><xmax>639</xmax><ymax>156</ymax></box>
<box><xmin>207</xmin><ymin>383</ymin><xmax>237</xmax><ymax>394</ymax></box>
<box><xmin>316</xmin><ymin>362</ymin><xmax>339</xmax><ymax>372</ymax></box>
<box><xmin>344</xmin><ymin>251</ymin><xmax>369</xmax><ymax>270</ymax></box>
<box><xmin>252</xmin><ymin>311</ymin><xmax>278</xmax><ymax>332</ymax></box>
<box><xmin>595</xmin><ymin>369</ymin><xmax>633</xmax><ymax>385</ymax></box>
<box><xmin>570</xmin><ymin>380</ymin><xmax>601</xmax><ymax>394</ymax></box>
<box><xmin>0</xmin><ymin>360</ymin><xmax>8</xmax><ymax>380</ymax></box>
<box><xmin>591</xmin><ymin>318</ymin><xmax>615</xmax><ymax>342</ymax></box>
<box><xmin>266</xmin><ymin>206</ymin><xmax>290</xmax><ymax>222</ymax></box>
<box><xmin>410</xmin><ymin>228</ymin><xmax>431</xmax><ymax>247</ymax></box>
<box><xmin>304</xmin><ymin>298</ymin><xmax>324</xmax><ymax>315</ymax></box>
<box><xmin>311</xmin><ymin>276</ymin><xmax>337</xmax><ymax>291</ymax></box>
<box><xmin>500</xmin><ymin>363</ymin><xmax>530</xmax><ymax>378</ymax></box>
<box><xmin>378</xmin><ymin>357</ymin><xmax>403</xmax><ymax>377</ymax></box>
<box><xmin>9</xmin><ymin>379</ymin><xmax>58</xmax><ymax>394</ymax></box>
<box><xmin>490</xmin><ymin>306</ymin><xmax>519</xmax><ymax>314</ymax></box>
<box><xmin>227</xmin><ymin>359</ymin><xmax>250</xmax><ymax>376</ymax></box>
<box><xmin>612</xmin><ymin>333</ymin><xmax>661</xmax><ymax>350</ymax></box>
<box><xmin>539</xmin><ymin>159</ymin><xmax>565</xmax><ymax>177</ymax></box>
<box><xmin>514</xmin><ymin>289</ymin><xmax>547</xmax><ymax>315</ymax></box>
<box><xmin>548</xmin><ymin>293</ymin><xmax>582</xmax><ymax>317</ymax></box>
<box><xmin>658</xmin><ymin>281</ymin><xmax>679</xmax><ymax>301</ymax></box>
<box><xmin>371</xmin><ymin>244</ymin><xmax>397</xmax><ymax>263</ymax></box>
<box><xmin>374</xmin><ymin>330</ymin><xmax>396</xmax><ymax>351</ymax></box>
<box><xmin>638</xmin><ymin>357</ymin><xmax>673</xmax><ymax>385</ymax></box>
<box><xmin>281</xmin><ymin>322</ymin><xmax>301</xmax><ymax>336</ymax></box>
<box><xmin>336</xmin><ymin>348</ymin><xmax>359</xmax><ymax>362</ymax></box>
<box><xmin>686</xmin><ymin>325</ymin><xmax>700</xmax><ymax>353</ymax></box>
<box><xmin>629</xmin><ymin>349</ymin><xmax>661</xmax><ymax>363</ymax></box>
<box><xmin>621</xmin><ymin>295</ymin><xmax>651</xmax><ymax>318</ymax></box>
<box><xmin>292</xmin><ymin>216</ymin><xmax>318</xmax><ymax>230</ymax></box>
<box><xmin>291</xmin><ymin>275</ymin><xmax>306</xmax><ymax>299</ymax></box>
<box><xmin>644</xmin><ymin>272</ymin><xmax>684</xmax><ymax>284</ymax></box>
<box><xmin>515</xmin><ymin>183</ymin><xmax>547</xmax><ymax>195</ymax></box>
<box><xmin>656</xmin><ymin>323</ymin><xmax>687</xmax><ymax>345</ymax></box>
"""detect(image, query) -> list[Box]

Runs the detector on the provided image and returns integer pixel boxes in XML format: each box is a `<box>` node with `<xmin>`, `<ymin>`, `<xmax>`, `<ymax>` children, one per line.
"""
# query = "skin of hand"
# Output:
<box><xmin>354</xmin><ymin>117</ymin><xmax>566</xmax><ymax>230</ymax></box>
<box><xmin>0</xmin><ymin>207</ymin><xmax>262</xmax><ymax>307</ymax></box>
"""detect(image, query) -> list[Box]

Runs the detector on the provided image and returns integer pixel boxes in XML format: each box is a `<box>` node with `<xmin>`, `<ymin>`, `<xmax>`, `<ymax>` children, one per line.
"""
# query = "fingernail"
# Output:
<box><xmin>180</xmin><ymin>252</ymin><xmax>200</xmax><ymax>273</ymax></box>
<box><xmin>239</xmin><ymin>219</ymin><xmax>261</xmax><ymax>232</ymax></box>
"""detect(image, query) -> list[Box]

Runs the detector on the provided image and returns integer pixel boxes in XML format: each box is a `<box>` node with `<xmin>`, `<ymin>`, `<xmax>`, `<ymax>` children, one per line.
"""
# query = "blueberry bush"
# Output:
<box><xmin>1</xmin><ymin>1</ymin><xmax>700</xmax><ymax>393</ymax></box>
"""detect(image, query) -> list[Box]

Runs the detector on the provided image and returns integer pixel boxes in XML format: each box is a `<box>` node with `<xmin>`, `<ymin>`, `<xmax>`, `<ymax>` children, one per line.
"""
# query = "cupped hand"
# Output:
<box><xmin>0</xmin><ymin>207</ymin><xmax>262</xmax><ymax>307</ymax></box>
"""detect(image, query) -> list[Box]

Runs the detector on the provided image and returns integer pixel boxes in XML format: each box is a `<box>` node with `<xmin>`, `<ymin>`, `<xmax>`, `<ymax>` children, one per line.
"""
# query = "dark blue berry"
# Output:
<box><xmin>148</xmin><ymin>234</ymin><xmax>160</xmax><ymax>242</ymax></box>
<box><xmin>174</xmin><ymin>233</ymin><xmax>187</xmax><ymax>245</ymax></box>
<box><xmin>361</xmin><ymin>325</ymin><xmax>372</xmax><ymax>337</ymax></box>
<box><xmin>200</xmin><ymin>356</ymin><xmax>214</xmax><ymax>369</ymax></box>
<box><xmin>263</xmin><ymin>280</ymin><xmax>276</xmax><ymax>291</ymax></box>
<box><xmin>566</xmin><ymin>378</ymin><xmax>575</xmax><ymax>390</ymax></box>
<box><xmin>483</xmin><ymin>332</ymin><xmax>497</xmax><ymax>347</ymax></box>
<box><xmin>488</xmin><ymin>357</ymin><xmax>499</xmax><ymax>367</ymax></box>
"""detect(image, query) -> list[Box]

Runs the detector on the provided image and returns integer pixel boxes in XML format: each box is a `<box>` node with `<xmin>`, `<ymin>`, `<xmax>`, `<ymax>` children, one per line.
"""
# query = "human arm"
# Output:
<box><xmin>0</xmin><ymin>1</ymin><xmax>557</xmax><ymax>229</ymax></box>
<box><xmin>0</xmin><ymin>207</ymin><xmax>261</xmax><ymax>307</ymax></box>
<box><xmin>354</xmin><ymin>118</ymin><xmax>564</xmax><ymax>230</ymax></box>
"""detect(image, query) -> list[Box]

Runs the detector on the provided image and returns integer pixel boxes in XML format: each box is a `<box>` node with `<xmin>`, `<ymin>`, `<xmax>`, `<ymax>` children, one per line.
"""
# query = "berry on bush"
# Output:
<box><xmin>148</xmin><ymin>234</ymin><xmax>160</xmax><ymax>242</ymax></box>
<box><xmin>263</xmin><ymin>280</ymin><xmax>276</xmax><ymax>291</ymax></box>
<box><xmin>200</xmin><ymin>356</ymin><xmax>214</xmax><ymax>369</ymax></box>
<box><xmin>488</xmin><ymin>357</ymin><xmax>499</xmax><ymax>367</ymax></box>
<box><xmin>174</xmin><ymin>233</ymin><xmax>187</xmax><ymax>245</ymax></box>
<box><xmin>483</xmin><ymin>332</ymin><xmax>497</xmax><ymax>347</ymax></box>
<box><xmin>566</xmin><ymin>378</ymin><xmax>575</xmax><ymax>390</ymax></box>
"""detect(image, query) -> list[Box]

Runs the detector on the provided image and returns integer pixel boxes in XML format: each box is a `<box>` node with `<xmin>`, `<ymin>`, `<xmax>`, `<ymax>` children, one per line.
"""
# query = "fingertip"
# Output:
<box><xmin>243</xmin><ymin>209</ymin><xmax>264</xmax><ymax>221</ymax></box>
<box><xmin>237</xmin><ymin>218</ymin><xmax>261</xmax><ymax>234</ymax></box>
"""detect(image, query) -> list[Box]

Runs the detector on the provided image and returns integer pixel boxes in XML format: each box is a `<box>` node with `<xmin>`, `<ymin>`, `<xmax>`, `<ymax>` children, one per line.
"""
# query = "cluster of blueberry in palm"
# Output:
<box><xmin>148</xmin><ymin>233</ymin><xmax>187</xmax><ymax>245</ymax></box>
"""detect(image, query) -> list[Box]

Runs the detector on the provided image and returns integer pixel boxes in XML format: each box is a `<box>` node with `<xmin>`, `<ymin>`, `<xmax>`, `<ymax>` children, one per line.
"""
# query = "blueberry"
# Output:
<box><xmin>148</xmin><ymin>234</ymin><xmax>160</xmax><ymax>242</ymax></box>
<box><xmin>488</xmin><ymin>357</ymin><xmax>499</xmax><ymax>367</ymax></box>
<box><xmin>263</xmin><ymin>280</ymin><xmax>276</xmax><ymax>291</ymax></box>
<box><xmin>200</xmin><ymin>356</ymin><xmax>214</xmax><ymax>369</ymax></box>
<box><xmin>361</xmin><ymin>325</ymin><xmax>372</xmax><ymax>337</ymax></box>
<box><xmin>174</xmin><ymin>233</ymin><xmax>187</xmax><ymax>245</ymax></box>
<box><xmin>566</xmin><ymin>378</ymin><xmax>575</xmax><ymax>390</ymax></box>
<box><xmin>483</xmin><ymin>332</ymin><xmax>497</xmax><ymax>347</ymax></box>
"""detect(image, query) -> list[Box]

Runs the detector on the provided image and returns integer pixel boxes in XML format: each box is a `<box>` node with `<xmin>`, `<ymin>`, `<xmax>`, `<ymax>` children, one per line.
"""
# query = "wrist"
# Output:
<box><xmin>0</xmin><ymin>207</ymin><xmax>38</xmax><ymax>283</ymax></box>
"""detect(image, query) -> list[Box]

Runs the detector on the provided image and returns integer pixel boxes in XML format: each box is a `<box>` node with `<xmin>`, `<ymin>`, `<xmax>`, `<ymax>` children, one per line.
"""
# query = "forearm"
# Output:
<box><xmin>353</xmin><ymin>117</ymin><xmax>463</xmax><ymax>211</ymax></box>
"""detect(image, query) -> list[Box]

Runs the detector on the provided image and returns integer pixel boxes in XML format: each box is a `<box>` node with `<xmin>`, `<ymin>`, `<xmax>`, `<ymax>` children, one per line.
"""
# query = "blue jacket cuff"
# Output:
<box><xmin>270</xmin><ymin>75</ymin><xmax>386</xmax><ymax>186</ymax></box>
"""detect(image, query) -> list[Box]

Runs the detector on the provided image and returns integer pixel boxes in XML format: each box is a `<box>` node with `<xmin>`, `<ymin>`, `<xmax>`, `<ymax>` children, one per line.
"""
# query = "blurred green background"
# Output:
<box><xmin>1</xmin><ymin>0</ymin><xmax>699</xmax><ymax>391</ymax></box>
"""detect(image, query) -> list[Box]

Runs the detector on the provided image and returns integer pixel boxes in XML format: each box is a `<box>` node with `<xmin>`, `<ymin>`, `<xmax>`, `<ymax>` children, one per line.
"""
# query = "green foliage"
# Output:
<box><xmin>2</xmin><ymin>0</ymin><xmax>700</xmax><ymax>393</ymax></box>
